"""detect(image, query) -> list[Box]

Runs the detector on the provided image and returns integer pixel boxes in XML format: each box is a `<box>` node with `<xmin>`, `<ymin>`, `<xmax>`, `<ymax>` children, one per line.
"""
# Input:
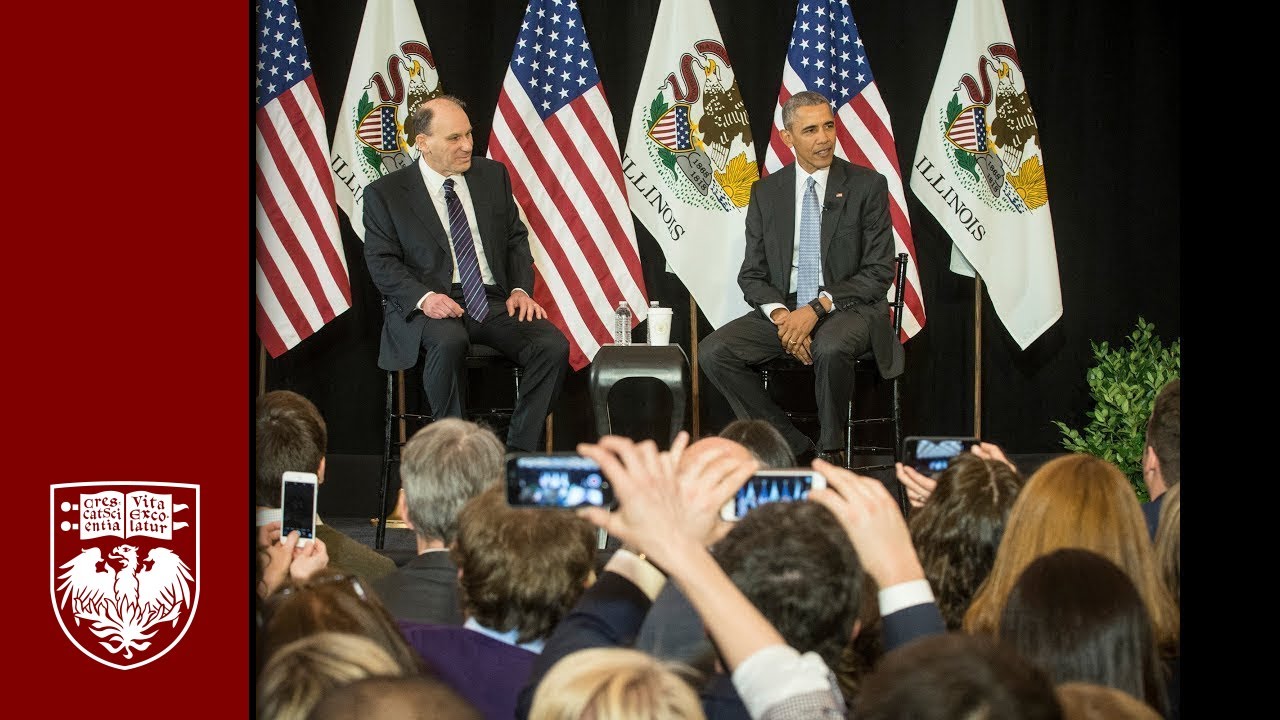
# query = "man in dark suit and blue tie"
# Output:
<box><xmin>364</xmin><ymin>96</ymin><xmax>568</xmax><ymax>452</ymax></box>
<box><xmin>700</xmin><ymin>91</ymin><xmax>903</xmax><ymax>466</ymax></box>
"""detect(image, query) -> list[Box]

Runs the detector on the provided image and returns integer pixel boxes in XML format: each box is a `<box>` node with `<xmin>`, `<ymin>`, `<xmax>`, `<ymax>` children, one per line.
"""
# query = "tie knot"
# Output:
<box><xmin>443</xmin><ymin>177</ymin><xmax>455</xmax><ymax>195</ymax></box>
<box><xmin>805</xmin><ymin>176</ymin><xmax>816</xmax><ymax>191</ymax></box>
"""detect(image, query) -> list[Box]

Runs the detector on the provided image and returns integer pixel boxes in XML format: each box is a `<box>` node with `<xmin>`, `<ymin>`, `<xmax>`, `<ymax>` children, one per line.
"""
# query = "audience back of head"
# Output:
<box><xmin>963</xmin><ymin>453</ymin><xmax>1179</xmax><ymax>651</ymax></box>
<box><xmin>256</xmin><ymin>390</ymin><xmax>326</xmax><ymax>507</ymax></box>
<box><xmin>258</xmin><ymin>568</ymin><xmax>423</xmax><ymax>674</ymax></box>
<box><xmin>1145</xmin><ymin>378</ymin><xmax>1180</xmax><ymax>489</ymax></box>
<box><xmin>529</xmin><ymin>647</ymin><xmax>705</xmax><ymax>720</ymax></box>
<box><xmin>399</xmin><ymin>417</ymin><xmax>502</xmax><ymax>544</ymax></box>
<box><xmin>453</xmin><ymin>485</ymin><xmax>598</xmax><ymax>643</ymax></box>
<box><xmin>908</xmin><ymin>452</ymin><xmax>1023</xmax><ymax>630</ymax></box>
<box><xmin>257</xmin><ymin>631</ymin><xmax>407</xmax><ymax>720</ymax></box>
<box><xmin>854</xmin><ymin>632</ymin><xmax>1063</xmax><ymax>720</ymax></box>
<box><xmin>1056</xmin><ymin>682</ymin><xmax>1162</xmax><ymax>720</ymax></box>
<box><xmin>997</xmin><ymin>548</ymin><xmax>1168</xmax><ymax>716</ymax></box>
<box><xmin>306</xmin><ymin>674</ymin><xmax>481</xmax><ymax>720</ymax></box>
<box><xmin>717</xmin><ymin>419</ymin><xmax>796</xmax><ymax>468</ymax></box>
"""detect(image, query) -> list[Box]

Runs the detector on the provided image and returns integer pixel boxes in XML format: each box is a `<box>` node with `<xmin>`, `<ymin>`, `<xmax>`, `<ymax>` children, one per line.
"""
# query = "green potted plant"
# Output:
<box><xmin>1052</xmin><ymin>317</ymin><xmax>1180</xmax><ymax>501</ymax></box>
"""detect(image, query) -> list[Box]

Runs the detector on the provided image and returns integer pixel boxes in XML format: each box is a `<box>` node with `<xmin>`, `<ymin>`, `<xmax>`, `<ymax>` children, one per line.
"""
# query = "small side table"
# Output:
<box><xmin>588</xmin><ymin>344</ymin><xmax>690</xmax><ymax>445</ymax></box>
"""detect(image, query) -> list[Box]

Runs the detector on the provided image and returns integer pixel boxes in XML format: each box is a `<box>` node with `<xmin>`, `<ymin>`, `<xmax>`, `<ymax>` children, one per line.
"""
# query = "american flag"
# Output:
<box><xmin>947</xmin><ymin>105</ymin><xmax>987</xmax><ymax>153</ymax></box>
<box><xmin>488</xmin><ymin>0</ymin><xmax>648</xmax><ymax>370</ymax></box>
<box><xmin>764</xmin><ymin>0</ymin><xmax>925</xmax><ymax>341</ymax></box>
<box><xmin>254</xmin><ymin>1</ymin><xmax>351</xmax><ymax>357</ymax></box>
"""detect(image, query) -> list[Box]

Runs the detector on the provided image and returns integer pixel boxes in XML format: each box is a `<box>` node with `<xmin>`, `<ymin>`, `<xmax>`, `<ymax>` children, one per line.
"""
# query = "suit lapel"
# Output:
<box><xmin>400</xmin><ymin>164</ymin><xmax>452</xmax><ymax>256</ymax></box>
<box><xmin>821</xmin><ymin>159</ymin><xmax>849</xmax><ymax>260</ymax></box>
<box><xmin>773</xmin><ymin>165</ymin><xmax>796</xmax><ymax>279</ymax></box>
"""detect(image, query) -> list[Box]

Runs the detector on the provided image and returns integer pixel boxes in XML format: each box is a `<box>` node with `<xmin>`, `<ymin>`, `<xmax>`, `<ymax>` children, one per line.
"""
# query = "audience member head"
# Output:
<box><xmin>717</xmin><ymin>419</ymin><xmax>796</xmax><ymax>469</ymax></box>
<box><xmin>712</xmin><ymin>500</ymin><xmax>862</xmax><ymax>669</ymax></box>
<box><xmin>909</xmin><ymin>452</ymin><xmax>1023</xmax><ymax>630</ymax></box>
<box><xmin>257</xmin><ymin>631</ymin><xmax>406</xmax><ymax>720</ymax></box>
<box><xmin>1143</xmin><ymin>378</ymin><xmax>1180</xmax><ymax>496</ymax></box>
<box><xmin>307</xmin><ymin>674</ymin><xmax>481</xmax><ymax>720</ymax></box>
<box><xmin>963</xmin><ymin>453</ymin><xmax>1179</xmax><ymax>651</ymax></box>
<box><xmin>1154</xmin><ymin>482</ymin><xmax>1181</xmax><ymax>609</ymax></box>
<box><xmin>256</xmin><ymin>390</ymin><xmax>327</xmax><ymax>507</ymax></box>
<box><xmin>258</xmin><ymin>568</ymin><xmax>423</xmax><ymax>674</ymax></box>
<box><xmin>453</xmin><ymin>485</ymin><xmax>598</xmax><ymax>643</ymax></box>
<box><xmin>1055</xmin><ymin>682</ymin><xmax>1162</xmax><ymax>720</ymax></box>
<box><xmin>398</xmin><ymin>418</ymin><xmax>502</xmax><ymax>546</ymax></box>
<box><xmin>835</xmin><ymin>573</ymin><xmax>884</xmax><ymax>709</ymax></box>
<box><xmin>854</xmin><ymin>632</ymin><xmax>1063</xmax><ymax>720</ymax></box>
<box><xmin>997</xmin><ymin>548</ymin><xmax>1168</xmax><ymax>715</ymax></box>
<box><xmin>529</xmin><ymin>647</ymin><xmax>705</xmax><ymax>720</ymax></box>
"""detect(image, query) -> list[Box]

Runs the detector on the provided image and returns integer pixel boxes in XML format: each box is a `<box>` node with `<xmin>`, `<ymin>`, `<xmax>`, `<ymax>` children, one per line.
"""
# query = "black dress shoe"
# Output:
<box><xmin>815</xmin><ymin>449</ymin><xmax>846</xmax><ymax>468</ymax></box>
<box><xmin>795</xmin><ymin>446</ymin><xmax>818</xmax><ymax>466</ymax></box>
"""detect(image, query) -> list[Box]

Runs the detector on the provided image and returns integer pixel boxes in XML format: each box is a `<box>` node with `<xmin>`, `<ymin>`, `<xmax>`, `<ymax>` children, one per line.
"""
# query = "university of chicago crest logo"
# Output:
<box><xmin>50</xmin><ymin>483</ymin><xmax>198</xmax><ymax>670</ymax></box>
<box><xmin>638</xmin><ymin>40</ymin><xmax>757</xmax><ymax>211</ymax></box>
<box><xmin>932</xmin><ymin>43</ymin><xmax>1048</xmax><ymax>214</ymax></box>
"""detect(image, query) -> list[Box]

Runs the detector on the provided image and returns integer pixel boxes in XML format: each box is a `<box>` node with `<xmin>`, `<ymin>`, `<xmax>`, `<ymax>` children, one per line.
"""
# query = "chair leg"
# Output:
<box><xmin>844</xmin><ymin>397</ymin><xmax>854</xmax><ymax>470</ymax></box>
<box><xmin>376</xmin><ymin>370</ymin><xmax>395</xmax><ymax>550</ymax></box>
<box><xmin>891</xmin><ymin>375</ymin><xmax>909</xmax><ymax>517</ymax></box>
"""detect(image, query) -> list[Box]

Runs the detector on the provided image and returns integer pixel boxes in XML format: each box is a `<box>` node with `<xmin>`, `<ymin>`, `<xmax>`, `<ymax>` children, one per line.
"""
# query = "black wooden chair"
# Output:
<box><xmin>755</xmin><ymin>253</ymin><xmax>909</xmax><ymax>511</ymax></box>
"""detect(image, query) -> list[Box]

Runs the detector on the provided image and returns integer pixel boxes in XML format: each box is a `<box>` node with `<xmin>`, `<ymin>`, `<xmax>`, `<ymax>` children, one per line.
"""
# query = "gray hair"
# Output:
<box><xmin>781</xmin><ymin>90</ymin><xmax>831</xmax><ymax>131</ymax></box>
<box><xmin>399</xmin><ymin>418</ymin><xmax>502</xmax><ymax>544</ymax></box>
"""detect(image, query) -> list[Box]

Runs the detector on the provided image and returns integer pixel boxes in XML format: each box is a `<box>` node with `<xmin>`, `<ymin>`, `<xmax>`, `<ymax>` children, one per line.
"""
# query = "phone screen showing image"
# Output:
<box><xmin>909</xmin><ymin>438</ymin><xmax>977</xmax><ymax>474</ymax></box>
<box><xmin>281</xmin><ymin>477</ymin><xmax>316</xmax><ymax>540</ymax></box>
<box><xmin>507</xmin><ymin>455</ymin><xmax>614</xmax><ymax>509</ymax></box>
<box><xmin>730</xmin><ymin>472</ymin><xmax>818</xmax><ymax>520</ymax></box>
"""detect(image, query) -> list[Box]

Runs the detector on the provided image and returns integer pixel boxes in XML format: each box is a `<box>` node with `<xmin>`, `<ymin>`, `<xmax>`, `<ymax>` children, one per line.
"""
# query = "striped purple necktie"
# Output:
<box><xmin>443</xmin><ymin>178</ymin><xmax>488</xmax><ymax>323</ymax></box>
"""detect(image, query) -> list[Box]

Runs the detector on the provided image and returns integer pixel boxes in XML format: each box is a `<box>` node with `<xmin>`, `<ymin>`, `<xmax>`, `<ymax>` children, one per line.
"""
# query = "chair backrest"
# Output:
<box><xmin>889</xmin><ymin>252</ymin><xmax>908</xmax><ymax>342</ymax></box>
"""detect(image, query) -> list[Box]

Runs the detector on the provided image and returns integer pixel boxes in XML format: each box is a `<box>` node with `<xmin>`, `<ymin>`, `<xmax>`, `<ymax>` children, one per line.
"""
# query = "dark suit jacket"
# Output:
<box><xmin>372</xmin><ymin>551</ymin><xmax>463</xmax><ymax>626</ymax></box>
<box><xmin>363</xmin><ymin>156</ymin><xmax>534</xmax><ymax>370</ymax></box>
<box><xmin>738</xmin><ymin>156</ymin><xmax>903</xmax><ymax>379</ymax></box>
<box><xmin>314</xmin><ymin>524</ymin><xmax>395</xmax><ymax>583</ymax></box>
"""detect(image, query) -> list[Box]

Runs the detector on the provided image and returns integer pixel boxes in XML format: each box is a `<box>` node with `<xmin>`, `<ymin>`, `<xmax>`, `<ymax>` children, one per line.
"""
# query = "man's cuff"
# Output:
<box><xmin>604</xmin><ymin>549</ymin><xmax>667</xmax><ymax>601</ymax></box>
<box><xmin>761</xmin><ymin>302</ymin><xmax>786</xmax><ymax>322</ymax></box>
<box><xmin>878</xmin><ymin>578</ymin><xmax>935</xmax><ymax>615</ymax></box>
<box><xmin>510</xmin><ymin>287</ymin><xmax>528</xmax><ymax>298</ymax></box>
<box><xmin>417</xmin><ymin>292</ymin><xmax>433</xmax><ymax>313</ymax></box>
<box><xmin>819</xmin><ymin>290</ymin><xmax>837</xmax><ymax>311</ymax></box>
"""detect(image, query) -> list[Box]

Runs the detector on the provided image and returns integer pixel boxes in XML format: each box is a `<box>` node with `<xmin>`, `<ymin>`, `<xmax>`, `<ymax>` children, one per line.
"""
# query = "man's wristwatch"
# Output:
<box><xmin>808</xmin><ymin>298</ymin><xmax>828</xmax><ymax>317</ymax></box>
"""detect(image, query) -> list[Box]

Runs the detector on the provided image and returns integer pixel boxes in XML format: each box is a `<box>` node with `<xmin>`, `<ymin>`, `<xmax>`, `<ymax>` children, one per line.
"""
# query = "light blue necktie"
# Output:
<box><xmin>443</xmin><ymin>178</ymin><xmax>488</xmax><ymax>323</ymax></box>
<box><xmin>796</xmin><ymin>175</ymin><xmax>821</xmax><ymax>306</ymax></box>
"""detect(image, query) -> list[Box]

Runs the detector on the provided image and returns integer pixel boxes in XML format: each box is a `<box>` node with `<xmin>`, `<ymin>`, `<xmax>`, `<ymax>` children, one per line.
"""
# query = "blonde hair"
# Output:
<box><xmin>963</xmin><ymin>454</ymin><xmax>1179</xmax><ymax>650</ymax></box>
<box><xmin>529</xmin><ymin>648</ymin><xmax>705</xmax><ymax>720</ymax></box>
<box><xmin>1056</xmin><ymin>681</ymin><xmax>1162</xmax><ymax>720</ymax></box>
<box><xmin>257</xmin><ymin>632</ymin><xmax>406</xmax><ymax>720</ymax></box>
<box><xmin>1153</xmin><ymin>483</ymin><xmax>1181</xmax><ymax>608</ymax></box>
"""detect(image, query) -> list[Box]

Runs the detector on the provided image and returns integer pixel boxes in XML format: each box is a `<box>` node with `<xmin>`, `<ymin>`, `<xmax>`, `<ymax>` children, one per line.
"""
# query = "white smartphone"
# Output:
<box><xmin>280</xmin><ymin>471</ymin><xmax>318</xmax><ymax>546</ymax></box>
<box><xmin>721</xmin><ymin>469</ymin><xmax>826</xmax><ymax>521</ymax></box>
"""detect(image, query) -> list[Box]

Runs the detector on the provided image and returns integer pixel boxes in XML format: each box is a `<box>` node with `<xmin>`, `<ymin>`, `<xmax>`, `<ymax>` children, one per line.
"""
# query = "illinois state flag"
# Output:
<box><xmin>489</xmin><ymin>0</ymin><xmax>648</xmax><ymax>370</ymax></box>
<box><xmin>623</xmin><ymin>0</ymin><xmax>755</xmax><ymax>329</ymax></box>
<box><xmin>329</xmin><ymin>0</ymin><xmax>442</xmax><ymax>241</ymax></box>
<box><xmin>910</xmin><ymin>0</ymin><xmax>1061</xmax><ymax>349</ymax></box>
<box><xmin>765</xmin><ymin>0</ymin><xmax>925</xmax><ymax>342</ymax></box>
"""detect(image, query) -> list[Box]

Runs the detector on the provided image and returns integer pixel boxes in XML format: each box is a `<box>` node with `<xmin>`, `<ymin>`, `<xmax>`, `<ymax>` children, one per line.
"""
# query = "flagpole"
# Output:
<box><xmin>973</xmin><ymin>276</ymin><xmax>983</xmax><ymax>438</ymax></box>
<box><xmin>689</xmin><ymin>294</ymin><xmax>701</xmax><ymax>441</ymax></box>
<box><xmin>258</xmin><ymin>345</ymin><xmax>267</xmax><ymax>397</ymax></box>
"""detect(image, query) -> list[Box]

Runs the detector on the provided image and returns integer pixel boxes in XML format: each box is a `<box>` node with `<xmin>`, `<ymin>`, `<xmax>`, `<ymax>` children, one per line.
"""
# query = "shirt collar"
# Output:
<box><xmin>463</xmin><ymin>617</ymin><xmax>545</xmax><ymax>654</ymax></box>
<box><xmin>797</xmin><ymin>165</ymin><xmax>831</xmax><ymax>194</ymax></box>
<box><xmin>418</xmin><ymin>156</ymin><xmax>461</xmax><ymax>197</ymax></box>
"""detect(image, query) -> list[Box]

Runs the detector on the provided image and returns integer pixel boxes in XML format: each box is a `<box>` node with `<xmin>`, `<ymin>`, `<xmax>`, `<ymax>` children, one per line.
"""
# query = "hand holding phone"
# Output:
<box><xmin>506</xmin><ymin>453</ymin><xmax>616</xmax><ymax>509</ymax></box>
<box><xmin>720</xmin><ymin>469</ymin><xmax>826</xmax><ymax>521</ymax></box>
<box><xmin>280</xmin><ymin>471</ymin><xmax>318</xmax><ymax>546</ymax></box>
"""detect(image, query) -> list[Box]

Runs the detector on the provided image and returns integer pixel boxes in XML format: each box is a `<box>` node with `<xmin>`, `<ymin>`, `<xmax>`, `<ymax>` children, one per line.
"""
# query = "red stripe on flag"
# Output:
<box><xmin>569</xmin><ymin>97</ymin><xmax>646</xmax><ymax>281</ymax></box>
<box><xmin>254</xmin><ymin>164</ymin><xmax>337</xmax><ymax>322</ymax></box>
<box><xmin>254</xmin><ymin>229</ymin><xmax>314</xmax><ymax>353</ymax></box>
<box><xmin>849</xmin><ymin>92</ymin><xmax>906</xmax><ymax>179</ymax></box>
<box><xmin>254</xmin><ymin>295</ymin><xmax>287</xmax><ymax>359</ymax></box>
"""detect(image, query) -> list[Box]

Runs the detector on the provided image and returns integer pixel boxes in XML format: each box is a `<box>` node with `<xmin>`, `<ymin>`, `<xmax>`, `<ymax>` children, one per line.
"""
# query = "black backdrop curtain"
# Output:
<box><xmin>254</xmin><ymin>0</ymin><xmax>1180</xmax><ymax>457</ymax></box>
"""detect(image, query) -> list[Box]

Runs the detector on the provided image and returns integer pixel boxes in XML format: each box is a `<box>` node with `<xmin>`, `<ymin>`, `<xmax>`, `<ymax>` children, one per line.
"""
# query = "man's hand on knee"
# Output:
<box><xmin>421</xmin><ymin>293</ymin><xmax>465</xmax><ymax>319</ymax></box>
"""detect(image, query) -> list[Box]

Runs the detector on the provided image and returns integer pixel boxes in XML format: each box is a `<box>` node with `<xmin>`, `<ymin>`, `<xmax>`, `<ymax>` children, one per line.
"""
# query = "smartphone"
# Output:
<box><xmin>901</xmin><ymin>436</ymin><xmax>979</xmax><ymax>475</ymax></box>
<box><xmin>280</xmin><ymin>471</ymin><xmax>318</xmax><ymax>546</ymax></box>
<box><xmin>505</xmin><ymin>453</ymin><xmax>615</xmax><ymax>509</ymax></box>
<box><xmin>721</xmin><ymin>469</ymin><xmax>826</xmax><ymax>521</ymax></box>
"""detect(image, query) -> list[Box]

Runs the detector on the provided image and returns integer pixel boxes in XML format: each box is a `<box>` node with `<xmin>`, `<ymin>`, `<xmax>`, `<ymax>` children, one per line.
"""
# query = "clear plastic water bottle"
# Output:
<box><xmin>614</xmin><ymin>301</ymin><xmax>632</xmax><ymax>345</ymax></box>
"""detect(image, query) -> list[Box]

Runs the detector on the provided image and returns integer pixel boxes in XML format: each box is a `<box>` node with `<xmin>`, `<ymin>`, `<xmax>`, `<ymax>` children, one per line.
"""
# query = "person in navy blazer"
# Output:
<box><xmin>700</xmin><ymin>90</ymin><xmax>903</xmax><ymax>464</ymax></box>
<box><xmin>363</xmin><ymin>96</ymin><xmax>568</xmax><ymax>451</ymax></box>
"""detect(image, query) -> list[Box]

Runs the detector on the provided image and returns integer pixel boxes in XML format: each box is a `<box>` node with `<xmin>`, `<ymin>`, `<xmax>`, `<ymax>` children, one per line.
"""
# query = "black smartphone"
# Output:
<box><xmin>901</xmin><ymin>436</ymin><xmax>979</xmax><ymax>475</ymax></box>
<box><xmin>280</xmin><ymin>471</ymin><xmax>318</xmax><ymax>545</ymax></box>
<box><xmin>505</xmin><ymin>453</ymin><xmax>615</xmax><ymax>509</ymax></box>
<box><xmin>721</xmin><ymin>469</ymin><xmax>827</xmax><ymax>521</ymax></box>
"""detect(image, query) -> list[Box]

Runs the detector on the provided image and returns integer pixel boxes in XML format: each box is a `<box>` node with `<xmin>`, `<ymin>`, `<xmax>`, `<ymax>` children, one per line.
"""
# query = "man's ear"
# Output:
<box><xmin>1142</xmin><ymin>446</ymin><xmax>1158</xmax><ymax>474</ymax></box>
<box><xmin>395</xmin><ymin>489</ymin><xmax>414</xmax><ymax>530</ymax></box>
<box><xmin>316</xmin><ymin>457</ymin><xmax>326</xmax><ymax>484</ymax></box>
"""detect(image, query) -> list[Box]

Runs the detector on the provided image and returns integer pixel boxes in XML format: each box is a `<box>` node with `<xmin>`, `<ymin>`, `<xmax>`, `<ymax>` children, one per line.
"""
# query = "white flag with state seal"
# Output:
<box><xmin>622</xmin><ymin>0</ymin><xmax>755</xmax><ymax>329</ymax></box>
<box><xmin>329</xmin><ymin>0</ymin><xmax>442</xmax><ymax>241</ymax></box>
<box><xmin>909</xmin><ymin>0</ymin><xmax>1061</xmax><ymax>349</ymax></box>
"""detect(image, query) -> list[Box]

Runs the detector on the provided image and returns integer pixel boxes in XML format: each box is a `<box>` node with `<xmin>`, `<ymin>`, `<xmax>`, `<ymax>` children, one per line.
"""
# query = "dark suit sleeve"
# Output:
<box><xmin>363</xmin><ymin>180</ymin><xmax>435</xmax><ymax>318</ymax></box>
<box><xmin>880</xmin><ymin>601</ymin><xmax>946</xmax><ymax>652</ymax></box>
<box><xmin>825</xmin><ymin>172</ymin><xmax>894</xmax><ymax>308</ymax></box>
<box><xmin>496</xmin><ymin>162</ymin><xmax>535</xmax><ymax>294</ymax></box>
<box><xmin>738</xmin><ymin>180</ymin><xmax>786</xmax><ymax>311</ymax></box>
<box><xmin>515</xmin><ymin>572</ymin><xmax>653</xmax><ymax>719</ymax></box>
